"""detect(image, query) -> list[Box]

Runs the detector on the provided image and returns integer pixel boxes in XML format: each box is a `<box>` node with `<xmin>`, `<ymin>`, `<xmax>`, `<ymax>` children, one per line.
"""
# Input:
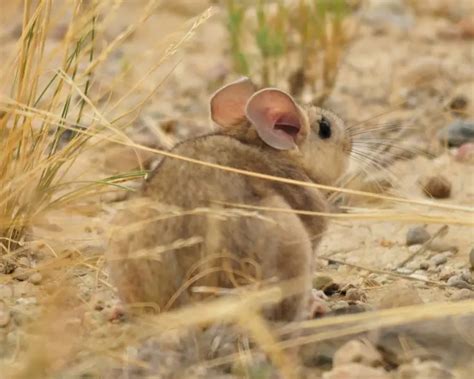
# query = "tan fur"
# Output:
<box><xmin>107</xmin><ymin>95</ymin><xmax>351</xmax><ymax>322</ymax></box>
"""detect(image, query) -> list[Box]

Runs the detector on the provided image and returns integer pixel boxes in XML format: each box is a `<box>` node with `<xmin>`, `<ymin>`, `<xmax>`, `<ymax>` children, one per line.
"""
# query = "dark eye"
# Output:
<box><xmin>318</xmin><ymin>116</ymin><xmax>332</xmax><ymax>139</ymax></box>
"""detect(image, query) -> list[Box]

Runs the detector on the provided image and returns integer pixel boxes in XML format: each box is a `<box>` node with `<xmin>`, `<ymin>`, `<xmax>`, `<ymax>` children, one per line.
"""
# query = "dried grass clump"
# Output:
<box><xmin>0</xmin><ymin>0</ymin><xmax>100</xmax><ymax>255</ymax></box>
<box><xmin>0</xmin><ymin>0</ymin><xmax>211</xmax><ymax>259</ymax></box>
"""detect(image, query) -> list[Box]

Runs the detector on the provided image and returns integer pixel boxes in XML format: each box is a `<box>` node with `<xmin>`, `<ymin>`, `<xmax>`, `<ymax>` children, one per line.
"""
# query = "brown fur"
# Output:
<box><xmin>107</xmin><ymin>93</ymin><xmax>351</xmax><ymax>322</ymax></box>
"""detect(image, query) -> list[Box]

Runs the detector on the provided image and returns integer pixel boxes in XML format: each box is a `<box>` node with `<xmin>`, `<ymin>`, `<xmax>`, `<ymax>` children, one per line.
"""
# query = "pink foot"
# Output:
<box><xmin>309</xmin><ymin>289</ymin><xmax>329</xmax><ymax>318</ymax></box>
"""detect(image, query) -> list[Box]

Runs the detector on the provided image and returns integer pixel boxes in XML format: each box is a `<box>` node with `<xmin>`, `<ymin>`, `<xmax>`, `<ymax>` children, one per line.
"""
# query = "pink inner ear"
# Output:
<box><xmin>274</xmin><ymin>114</ymin><xmax>301</xmax><ymax>137</ymax></box>
<box><xmin>245</xmin><ymin>89</ymin><xmax>303</xmax><ymax>150</ymax></box>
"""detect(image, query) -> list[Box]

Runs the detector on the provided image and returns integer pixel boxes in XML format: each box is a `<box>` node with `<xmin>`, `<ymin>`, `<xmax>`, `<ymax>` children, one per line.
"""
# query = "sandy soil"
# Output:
<box><xmin>0</xmin><ymin>1</ymin><xmax>473</xmax><ymax>378</ymax></box>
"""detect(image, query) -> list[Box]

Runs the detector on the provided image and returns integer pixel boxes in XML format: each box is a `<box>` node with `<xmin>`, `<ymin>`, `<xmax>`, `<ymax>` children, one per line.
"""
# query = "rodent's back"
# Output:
<box><xmin>144</xmin><ymin>134</ymin><xmax>264</xmax><ymax>207</ymax></box>
<box><xmin>144</xmin><ymin>133</ymin><xmax>327</xmax><ymax>216</ymax></box>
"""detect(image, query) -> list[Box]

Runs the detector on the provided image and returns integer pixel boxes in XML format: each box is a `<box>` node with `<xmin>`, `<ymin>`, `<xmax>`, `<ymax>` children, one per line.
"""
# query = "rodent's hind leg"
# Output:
<box><xmin>106</xmin><ymin>204</ymin><xmax>188</xmax><ymax>314</ymax></box>
<box><xmin>256</xmin><ymin>195</ymin><xmax>314</xmax><ymax>323</ymax></box>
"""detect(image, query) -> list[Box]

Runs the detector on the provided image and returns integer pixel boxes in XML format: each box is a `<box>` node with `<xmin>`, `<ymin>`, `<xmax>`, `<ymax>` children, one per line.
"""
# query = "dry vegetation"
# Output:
<box><xmin>0</xmin><ymin>0</ymin><xmax>473</xmax><ymax>378</ymax></box>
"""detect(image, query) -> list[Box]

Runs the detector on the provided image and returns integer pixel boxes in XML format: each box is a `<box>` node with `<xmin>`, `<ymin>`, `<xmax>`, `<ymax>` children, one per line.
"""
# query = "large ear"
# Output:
<box><xmin>210</xmin><ymin>77</ymin><xmax>257</xmax><ymax>128</ymax></box>
<box><xmin>245</xmin><ymin>89</ymin><xmax>307</xmax><ymax>150</ymax></box>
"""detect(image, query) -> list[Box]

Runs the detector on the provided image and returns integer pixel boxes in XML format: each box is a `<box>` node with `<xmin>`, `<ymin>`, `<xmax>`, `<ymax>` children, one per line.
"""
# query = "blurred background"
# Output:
<box><xmin>0</xmin><ymin>1</ymin><xmax>473</xmax><ymax>378</ymax></box>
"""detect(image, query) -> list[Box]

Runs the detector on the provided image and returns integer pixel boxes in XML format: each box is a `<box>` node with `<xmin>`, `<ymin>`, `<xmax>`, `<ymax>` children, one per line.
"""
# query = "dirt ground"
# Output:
<box><xmin>1</xmin><ymin>1</ymin><xmax>473</xmax><ymax>378</ymax></box>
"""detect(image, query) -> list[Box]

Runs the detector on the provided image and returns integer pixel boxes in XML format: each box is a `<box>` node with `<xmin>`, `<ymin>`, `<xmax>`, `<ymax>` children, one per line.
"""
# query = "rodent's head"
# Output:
<box><xmin>210</xmin><ymin>77</ymin><xmax>352</xmax><ymax>185</ymax></box>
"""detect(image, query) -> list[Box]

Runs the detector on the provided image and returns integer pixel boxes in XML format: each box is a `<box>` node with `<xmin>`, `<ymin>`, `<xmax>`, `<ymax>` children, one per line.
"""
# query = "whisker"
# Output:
<box><xmin>349</xmin><ymin>123</ymin><xmax>415</xmax><ymax>137</ymax></box>
<box><xmin>346</xmin><ymin>101</ymin><xmax>408</xmax><ymax>130</ymax></box>
<box><xmin>352</xmin><ymin>141</ymin><xmax>425</xmax><ymax>155</ymax></box>
<box><xmin>350</xmin><ymin>150</ymin><xmax>398</xmax><ymax>177</ymax></box>
<box><xmin>347</xmin><ymin>120</ymin><xmax>404</xmax><ymax>132</ymax></box>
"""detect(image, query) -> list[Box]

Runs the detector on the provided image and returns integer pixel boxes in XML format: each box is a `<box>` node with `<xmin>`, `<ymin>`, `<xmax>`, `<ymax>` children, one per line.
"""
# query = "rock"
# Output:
<box><xmin>409</xmin><ymin>272</ymin><xmax>429</xmax><ymax>282</ymax></box>
<box><xmin>0</xmin><ymin>261</ymin><xmax>16</xmax><ymax>275</ymax></box>
<box><xmin>0</xmin><ymin>302</ymin><xmax>10</xmax><ymax>327</ymax></box>
<box><xmin>333</xmin><ymin>340</ymin><xmax>382</xmax><ymax>368</ymax></box>
<box><xmin>454</xmin><ymin>143</ymin><xmax>474</xmax><ymax>163</ymax></box>
<box><xmin>406</xmin><ymin>227</ymin><xmax>430</xmax><ymax>246</ymax></box>
<box><xmin>378</xmin><ymin>284</ymin><xmax>423</xmax><ymax>309</ymax></box>
<box><xmin>470</xmin><ymin>247</ymin><xmax>474</xmax><ymax>269</ymax></box>
<box><xmin>460</xmin><ymin>268</ymin><xmax>473</xmax><ymax>284</ymax></box>
<box><xmin>420</xmin><ymin>175</ymin><xmax>452</xmax><ymax>199</ymax></box>
<box><xmin>396</xmin><ymin>359</ymin><xmax>454</xmax><ymax>379</ymax></box>
<box><xmin>323</xmin><ymin>363</ymin><xmax>390</xmax><ymax>379</ymax></box>
<box><xmin>419</xmin><ymin>262</ymin><xmax>430</xmax><ymax>270</ymax></box>
<box><xmin>17</xmin><ymin>256</ymin><xmax>30</xmax><ymax>267</ymax></box>
<box><xmin>438</xmin><ymin>119</ymin><xmax>474</xmax><ymax>147</ymax></box>
<box><xmin>449</xmin><ymin>94</ymin><xmax>468</xmax><ymax>113</ymax></box>
<box><xmin>396</xmin><ymin>268</ymin><xmax>414</xmax><ymax>275</ymax></box>
<box><xmin>447</xmin><ymin>275</ymin><xmax>473</xmax><ymax>290</ymax></box>
<box><xmin>439</xmin><ymin>267</ymin><xmax>456</xmax><ymax>281</ymax></box>
<box><xmin>450</xmin><ymin>288</ymin><xmax>474</xmax><ymax>301</ymax></box>
<box><xmin>428</xmin><ymin>240</ymin><xmax>458</xmax><ymax>253</ymax></box>
<box><xmin>430</xmin><ymin>253</ymin><xmax>448</xmax><ymax>266</ymax></box>
<box><xmin>13</xmin><ymin>268</ymin><xmax>30</xmax><ymax>281</ymax></box>
<box><xmin>29</xmin><ymin>272</ymin><xmax>42</xmax><ymax>285</ymax></box>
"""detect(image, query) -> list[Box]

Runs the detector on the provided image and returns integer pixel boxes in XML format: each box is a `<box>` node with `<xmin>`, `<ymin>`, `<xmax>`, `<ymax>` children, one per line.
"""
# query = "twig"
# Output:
<box><xmin>319</xmin><ymin>256</ymin><xmax>450</xmax><ymax>289</ymax></box>
<box><xmin>396</xmin><ymin>225</ymin><xmax>449</xmax><ymax>269</ymax></box>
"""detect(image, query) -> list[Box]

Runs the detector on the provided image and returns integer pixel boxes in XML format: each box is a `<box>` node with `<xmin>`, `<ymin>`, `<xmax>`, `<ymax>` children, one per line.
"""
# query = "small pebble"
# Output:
<box><xmin>450</xmin><ymin>288</ymin><xmax>473</xmax><ymax>301</ymax></box>
<box><xmin>396</xmin><ymin>268</ymin><xmax>414</xmax><ymax>275</ymax></box>
<box><xmin>420</xmin><ymin>175</ymin><xmax>452</xmax><ymax>199</ymax></box>
<box><xmin>470</xmin><ymin>247</ymin><xmax>474</xmax><ymax>269</ymax></box>
<box><xmin>406</xmin><ymin>261</ymin><xmax>420</xmax><ymax>271</ymax></box>
<box><xmin>333</xmin><ymin>339</ymin><xmax>382</xmax><ymax>368</ymax></box>
<box><xmin>430</xmin><ymin>253</ymin><xmax>448</xmax><ymax>266</ymax></box>
<box><xmin>428</xmin><ymin>240</ymin><xmax>458</xmax><ymax>253</ymax></box>
<box><xmin>406</xmin><ymin>226</ymin><xmax>431</xmax><ymax>246</ymax></box>
<box><xmin>0</xmin><ymin>302</ymin><xmax>10</xmax><ymax>327</ymax></box>
<box><xmin>437</xmin><ymin>119</ymin><xmax>474</xmax><ymax>147</ymax></box>
<box><xmin>439</xmin><ymin>268</ymin><xmax>456</xmax><ymax>281</ymax></box>
<box><xmin>17</xmin><ymin>256</ymin><xmax>30</xmax><ymax>267</ymax></box>
<box><xmin>29</xmin><ymin>272</ymin><xmax>42</xmax><ymax>285</ymax></box>
<box><xmin>447</xmin><ymin>275</ymin><xmax>473</xmax><ymax>290</ymax></box>
<box><xmin>449</xmin><ymin>95</ymin><xmax>468</xmax><ymax>112</ymax></box>
<box><xmin>419</xmin><ymin>261</ymin><xmax>430</xmax><ymax>270</ymax></box>
<box><xmin>460</xmin><ymin>268</ymin><xmax>473</xmax><ymax>284</ymax></box>
<box><xmin>13</xmin><ymin>268</ymin><xmax>30</xmax><ymax>281</ymax></box>
<box><xmin>323</xmin><ymin>363</ymin><xmax>390</xmax><ymax>379</ymax></box>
